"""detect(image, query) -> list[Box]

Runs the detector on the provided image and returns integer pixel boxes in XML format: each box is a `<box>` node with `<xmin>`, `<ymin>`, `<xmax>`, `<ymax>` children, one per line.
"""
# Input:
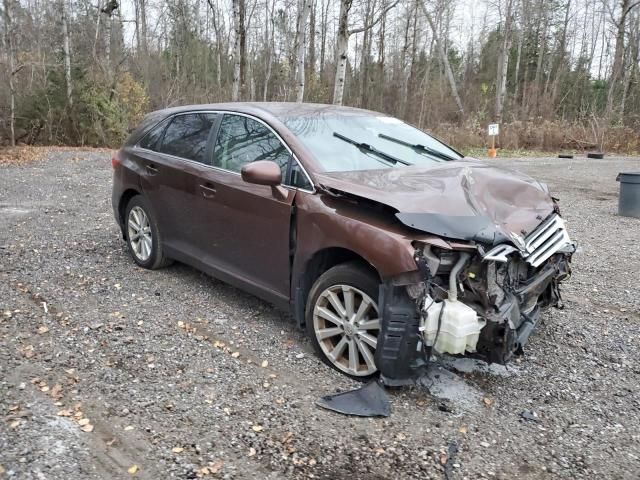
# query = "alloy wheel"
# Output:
<box><xmin>312</xmin><ymin>284</ymin><xmax>380</xmax><ymax>376</ymax></box>
<box><xmin>128</xmin><ymin>206</ymin><xmax>152</xmax><ymax>262</ymax></box>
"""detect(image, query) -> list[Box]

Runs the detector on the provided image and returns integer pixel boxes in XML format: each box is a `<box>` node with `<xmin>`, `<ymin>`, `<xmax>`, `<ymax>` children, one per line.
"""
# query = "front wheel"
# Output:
<box><xmin>124</xmin><ymin>195</ymin><xmax>172</xmax><ymax>270</ymax></box>
<box><xmin>306</xmin><ymin>262</ymin><xmax>381</xmax><ymax>378</ymax></box>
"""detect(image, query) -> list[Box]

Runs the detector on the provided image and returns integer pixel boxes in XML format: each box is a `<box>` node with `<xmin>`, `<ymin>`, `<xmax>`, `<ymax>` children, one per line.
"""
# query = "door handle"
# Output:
<box><xmin>199</xmin><ymin>184</ymin><xmax>216</xmax><ymax>199</ymax></box>
<box><xmin>145</xmin><ymin>163</ymin><xmax>159</xmax><ymax>174</ymax></box>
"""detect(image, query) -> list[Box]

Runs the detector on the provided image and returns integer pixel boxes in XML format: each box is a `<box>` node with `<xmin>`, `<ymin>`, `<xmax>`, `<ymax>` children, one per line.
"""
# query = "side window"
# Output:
<box><xmin>139</xmin><ymin>120</ymin><xmax>168</xmax><ymax>151</ymax></box>
<box><xmin>290</xmin><ymin>162</ymin><xmax>313</xmax><ymax>190</ymax></box>
<box><xmin>157</xmin><ymin>113</ymin><xmax>218</xmax><ymax>163</ymax></box>
<box><xmin>213</xmin><ymin>115</ymin><xmax>290</xmax><ymax>175</ymax></box>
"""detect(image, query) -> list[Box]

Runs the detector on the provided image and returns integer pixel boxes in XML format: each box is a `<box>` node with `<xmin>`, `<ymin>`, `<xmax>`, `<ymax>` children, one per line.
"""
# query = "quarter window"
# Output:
<box><xmin>139</xmin><ymin>120</ymin><xmax>168</xmax><ymax>151</ymax></box>
<box><xmin>157</xmin><ymin>113</ymin><xmax>218</xmax><ymax>163</ymax></box>
<box><xmin>213</xmin><ymin>115</ymin><xmax>290</xmax><ymax>175</ymax></box>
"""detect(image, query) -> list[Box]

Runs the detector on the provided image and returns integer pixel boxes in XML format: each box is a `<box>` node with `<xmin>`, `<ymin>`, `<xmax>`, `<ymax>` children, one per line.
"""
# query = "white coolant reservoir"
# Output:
<box><xmin>420</xmin><ymin>297</ymin><xmax>485</xmax><ymax>355</ymax></box>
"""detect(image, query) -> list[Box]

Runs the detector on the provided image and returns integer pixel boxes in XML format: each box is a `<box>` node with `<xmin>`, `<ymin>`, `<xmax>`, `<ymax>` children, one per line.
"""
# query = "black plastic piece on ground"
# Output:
<box><xmin>587</xmin><ymin>152</ymin><xmax>604</xmax><ymax>159</ymax></box>
<box><xmin>316</xmin><ymin>379</ymin><xmax>391</xmax><ymax>417</ymax></box>
<box><xmin>558</xmin><ymin>154</ymin><xmax>574</xmax><ymax>159</ymax></box>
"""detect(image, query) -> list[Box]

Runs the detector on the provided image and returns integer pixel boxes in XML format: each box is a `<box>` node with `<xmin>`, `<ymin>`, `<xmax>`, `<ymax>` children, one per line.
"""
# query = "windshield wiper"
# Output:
<box><xmin>333</xmin><ymin>132</ymin><xmax>412</xmax><ymax>166</ymax></box>
<box><xmin>377</xmin><ymin>133</ymin><xmax>455</xmax><ymax>162</ymax></box>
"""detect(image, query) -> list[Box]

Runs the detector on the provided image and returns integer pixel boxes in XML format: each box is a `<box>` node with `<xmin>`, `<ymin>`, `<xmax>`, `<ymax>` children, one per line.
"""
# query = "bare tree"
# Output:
<box><xmin>231</xmin><ymin>0</ymin><xmax>242</xmax><ymax>100</ymax></box>
<box><xmin>420</xmin><ymin>1</ymin><xmax>465</xmax><ymax>115</ymax></box>
<box><xmin>2</xmin><ymin>0</ymin><xmax>15</xmax><ymax>146</ymax></box>
<box><xmin>333</xmin><ymin>0</ymin><xmax>398</xmax><ymax>105</ymax></box>
<box><xmin>61</xmin><ymin>0</ymin><xmax>73</xmax><ymax>107</ymax></box>
<box><xmin>294</xmin><ymin>0</ymin><xmax>312</xmax><ymax>102</ymax></box>
<box><xmin>495</xmin><ymin>0</ymin><xmax>514</xmax><ymax>122</ymax></box>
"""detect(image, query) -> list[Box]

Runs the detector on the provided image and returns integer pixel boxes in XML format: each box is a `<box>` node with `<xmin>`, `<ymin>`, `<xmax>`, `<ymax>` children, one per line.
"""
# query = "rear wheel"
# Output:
<box><xmin>124</xmin><ymin>195</ymin><xmax>172</xmax><ymax>269</ymax></box>
<box><xmin>306</xmin><ymin>262</ymin><xmax>381</xmax><ymax>378</ymax></box>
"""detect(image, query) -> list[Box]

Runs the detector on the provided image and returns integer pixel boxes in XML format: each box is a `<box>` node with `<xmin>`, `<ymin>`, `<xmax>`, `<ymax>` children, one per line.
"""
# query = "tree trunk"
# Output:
<box><xmin>420</xmin><ymin>1</ymin><xmax>464</xmax><ymax>116</ymax></box>
<box><xmin>308</xmin><ymin>0</ymin><xmax>316</xmax><ymax>80</ymax></box>
<box><xmin>3</xmin><ymin>0</ymin><xmax>15</xmax><ymax>146</ymax></box>
<box><xmin>320</xmin><ymin>0</ymin><xmax>329</xmax><ymax>76</ymax></box>
<box><xmin>332</xmin><ymin>0</ymin><xmax>352</xmax><ymax>105</ymax></box>
<box><xmin>231</xmin><ymin>0</ymin><xmax>241</xmax><ymax>100</ymax></box>
<box><xmin>238</xmin><ymin>0</ymin><xmax>247</xmax><ymax>98</ymax></box>
<box><xmin>61</xmin><ymin>0</ymin><xmax>73</xmax><ymax>107</ymax></box>
<box><xmin>495</xmin><ymin>0</ymin><xmax>513</xmax><ymax>122</ymax></box>
<box><xmin>294</xmin><ymin>0</ymin><xmax>312</xmax><ymax>102</ymax></box>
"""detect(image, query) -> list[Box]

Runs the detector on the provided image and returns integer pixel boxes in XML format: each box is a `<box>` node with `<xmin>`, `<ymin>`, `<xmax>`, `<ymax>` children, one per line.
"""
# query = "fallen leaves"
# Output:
<box><xmin>251</xmin><ymin>425</ymin><xmax>264</xmax><ymax>432</ymax></box>
<box><xmin>231</xmin><ymin>351</ymin><xmax>240</xmax><ymax>358</ymax></box>
<box><xmin>81</xmin><ymin>424</ymin><xmax>94</xmax><ymax>433</ymax></box>
<box><xmin>37</xmin><ymin>325</ymin><xmax>49</xmax><ymax>334</ymax></box>
<box><xmin>19</xmin><ymin>344</ymin><xmax>35</xmax><ymax>358</ymax></box>
<box><xmin>127</xmin><ymin>464</ymin><xmax>139</xmax><ymax>475</ymax></box>
<box><xmin>0</xmin><ymin>146</ymin><xmax>108</xmax><ymax>166</ymax></box>
<box><xmin>458</xmin><ymin>425</ymin><xmax>468</xmax><ymax>434</ymax></box>
<box><xmin>78</xmin><ymin>418</ymin><xmax>90</xmax><ymax>426</ymax></box>
<box><xmin>196</xmin><ymin>460</ymin><xmax>223</xmax><ymax>477</ymax></box>
<box><xmin>171</xmin><ymin>447</ymin><xmax>184</xmax><ymax>454</ymax></box>
<box><xmin>483</xmin><ymin>397</ymin><xmax>494</xmax><ymax>407</ymax></box>
<box><xmin>248</xmin><ymin>447</ymin><xmax>256</xmax><ymax>457</ymax></box>
<box><xmin>260</xmin><ymin>360</ymin><xmax>269</xmax><ymax>368</ymax></box>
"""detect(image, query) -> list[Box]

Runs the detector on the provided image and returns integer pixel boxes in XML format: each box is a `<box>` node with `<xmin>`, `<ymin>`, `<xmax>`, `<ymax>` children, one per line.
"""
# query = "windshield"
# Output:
<box><xmin>283</xmin><ymin>114</ymin><xmax>463</xmax><ymax>172</ymax></box>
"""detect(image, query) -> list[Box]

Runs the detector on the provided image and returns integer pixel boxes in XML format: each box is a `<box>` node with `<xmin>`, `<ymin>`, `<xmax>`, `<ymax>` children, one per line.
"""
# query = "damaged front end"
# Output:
<box><xmin>374</xmin><ymin>213</ymin><xmax>575</xmax><ymax>385</ymax></box>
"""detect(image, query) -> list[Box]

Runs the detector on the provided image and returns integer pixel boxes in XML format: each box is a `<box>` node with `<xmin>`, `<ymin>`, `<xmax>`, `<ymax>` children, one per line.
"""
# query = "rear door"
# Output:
<box><xmin>192</xmin><ymin>113</ymin><xmax>306</xmax><ymax>299</ymax></box>
<box><xmin>136</xmin><ymin>112</ymin><xmax>219</xmax><ymax>250</ymax></box>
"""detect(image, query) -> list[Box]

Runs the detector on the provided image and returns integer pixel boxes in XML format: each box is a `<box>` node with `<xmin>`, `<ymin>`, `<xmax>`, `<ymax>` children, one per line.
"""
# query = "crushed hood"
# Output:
<box><xmin>314</xmin><ymin>159</ymin><xmax>555</xmax><ymax>245</ymax></box>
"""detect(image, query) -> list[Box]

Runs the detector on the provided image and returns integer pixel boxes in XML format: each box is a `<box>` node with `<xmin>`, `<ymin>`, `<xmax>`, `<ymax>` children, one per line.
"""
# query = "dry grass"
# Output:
<box><xmin>431</xmin><ymin>121</ymin><xmax>640</xmax><ymax>155</ymax></box>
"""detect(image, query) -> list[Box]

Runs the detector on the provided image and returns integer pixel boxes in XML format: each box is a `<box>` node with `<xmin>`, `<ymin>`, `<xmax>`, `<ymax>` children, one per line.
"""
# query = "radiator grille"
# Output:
<box><xmin>523</xmin><ymin>214</ymin><xmax>572</xmax><ymax>267</ymax></box>
<box><xmin>483</xmin><ymin>214</ymin><xmax>573</xmax><ymax>267</ymax></box>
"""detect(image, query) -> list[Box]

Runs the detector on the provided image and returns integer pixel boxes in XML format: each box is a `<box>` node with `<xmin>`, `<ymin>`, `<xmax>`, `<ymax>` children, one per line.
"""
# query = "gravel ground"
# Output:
<box><xmin>1</xmin><ymin>151</ymin><xmax>639</xmax><ymax>480</ymax></box>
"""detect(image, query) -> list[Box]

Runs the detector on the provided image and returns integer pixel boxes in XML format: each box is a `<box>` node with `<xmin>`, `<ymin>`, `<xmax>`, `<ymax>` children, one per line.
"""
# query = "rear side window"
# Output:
<box><xmin>139</xmin><ymin>120</ymin><xmax>168</xmax><ymax>150</ymax></box>
<box><xmin>157</xmin><ymin>113</ymin><xmax>218</xmax><ymax>163</ymax></box>
<box><xmin>213</xmin><ymin>114</ymin><xmax>290</xmax><ymax>174</ymax></box>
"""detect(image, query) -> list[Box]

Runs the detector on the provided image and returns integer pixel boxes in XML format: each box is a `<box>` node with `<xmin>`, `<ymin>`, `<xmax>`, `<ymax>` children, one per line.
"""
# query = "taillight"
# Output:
<box><xmin>111</xmin><ymin>151</ymin><xmax>121</xmax><ymax>169</ymax></box>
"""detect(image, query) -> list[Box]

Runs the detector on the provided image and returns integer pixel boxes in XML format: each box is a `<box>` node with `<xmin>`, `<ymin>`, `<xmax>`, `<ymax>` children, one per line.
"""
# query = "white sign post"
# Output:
<box><xmin>487</xmin><ymin>123</ymin><xmax>499</xmax><ymax>157</ymax></box>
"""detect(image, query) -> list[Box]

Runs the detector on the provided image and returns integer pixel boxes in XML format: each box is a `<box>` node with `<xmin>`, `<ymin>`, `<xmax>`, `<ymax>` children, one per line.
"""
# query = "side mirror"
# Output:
<box><xmin>241</xmin><ymin>160</ymin><xmax>282</xmax><ymax>186</ymax></box>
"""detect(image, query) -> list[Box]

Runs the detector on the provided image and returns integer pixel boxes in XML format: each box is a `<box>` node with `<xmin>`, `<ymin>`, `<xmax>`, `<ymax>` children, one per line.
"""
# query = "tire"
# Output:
<box><xmin>305</xmin><ymin>262</ymin><xmax>381</xmax><ymax>378</ymax></box>
<box><xmin>124</xmin><ymin>195</ymin><xmax>172</xmax><ymax>270</ymax></box>
<box><xmin>587</xmin><ymin>152</ymin><xmax>604</xmax><ymax>159</ymax></box>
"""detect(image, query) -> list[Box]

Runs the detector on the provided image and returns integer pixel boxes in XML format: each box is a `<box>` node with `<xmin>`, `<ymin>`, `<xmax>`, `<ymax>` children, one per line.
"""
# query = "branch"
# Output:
<box><xmin>349</xmin><ymin>0</ymin><xmax>398</xmax><ymax>35</ymax></box>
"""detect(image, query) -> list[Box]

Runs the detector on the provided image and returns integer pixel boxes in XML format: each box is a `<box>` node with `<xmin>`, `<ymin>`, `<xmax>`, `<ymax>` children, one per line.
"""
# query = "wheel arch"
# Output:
<box><xmin>293</xmin><ymin>247</ymin><xmax>380</xmax><ymax>327</ymax></box>
<box><xmin>117</xmin><ymin>188</ymin><xmax>141</xmax><ymax>236</ymax></box>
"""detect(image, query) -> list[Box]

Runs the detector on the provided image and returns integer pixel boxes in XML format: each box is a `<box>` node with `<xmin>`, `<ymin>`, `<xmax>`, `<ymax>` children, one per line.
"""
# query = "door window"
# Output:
<box><xmin>213</xmin><ymin>115</ymin><xmax>291</xmax><ymax>175</ymax></box>
<box><xmin>157</xmin><ymin>113</ymin><xmax>218</xmax><ymax>164</ymax></box>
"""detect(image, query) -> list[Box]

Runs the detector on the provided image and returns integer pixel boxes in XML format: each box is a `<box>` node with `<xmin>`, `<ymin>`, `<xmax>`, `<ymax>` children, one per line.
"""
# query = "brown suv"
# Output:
<box><xmin>111</xmin><ymin>103</ymin><xmax>574</xmax><ymax>382</ymax></box>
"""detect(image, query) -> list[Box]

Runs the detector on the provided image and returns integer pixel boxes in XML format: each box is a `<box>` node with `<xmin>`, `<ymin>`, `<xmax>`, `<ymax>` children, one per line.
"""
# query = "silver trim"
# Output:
<box><xmin>483</xmin><ymin>214</ymin><xmax>573</xmax><ymax>267</ymax></box>
<box><xmin>483</xmin><ymin>244</ymin><xmax>519</xmax><ymax>263</ymax></box>
<box><xmin>134</xmin><ymin>110</ymin><xmax>315</xmax><ymax>194</ymax></box>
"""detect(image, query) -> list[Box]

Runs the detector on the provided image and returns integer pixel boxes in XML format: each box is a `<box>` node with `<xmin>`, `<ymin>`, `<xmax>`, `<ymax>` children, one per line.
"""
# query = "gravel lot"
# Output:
<box><xmin>1</xmin><ymin>151</ymin><xmax>639</xmax><ymax>480</ymax></box>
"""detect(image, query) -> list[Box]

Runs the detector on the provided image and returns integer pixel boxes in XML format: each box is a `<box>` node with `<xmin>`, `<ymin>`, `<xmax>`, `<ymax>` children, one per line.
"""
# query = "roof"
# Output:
<box><xmin>148</xmin><ymin>102</ymin><xmax>385</xmax><ymax>120</ymax></box>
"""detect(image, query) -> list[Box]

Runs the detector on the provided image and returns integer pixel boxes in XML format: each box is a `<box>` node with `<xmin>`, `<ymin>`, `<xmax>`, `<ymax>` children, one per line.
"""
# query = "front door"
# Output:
<box><xmin>193</xmin><ymin>113</ymin><xmax>296</xmax><ymax>299</ymax></box>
